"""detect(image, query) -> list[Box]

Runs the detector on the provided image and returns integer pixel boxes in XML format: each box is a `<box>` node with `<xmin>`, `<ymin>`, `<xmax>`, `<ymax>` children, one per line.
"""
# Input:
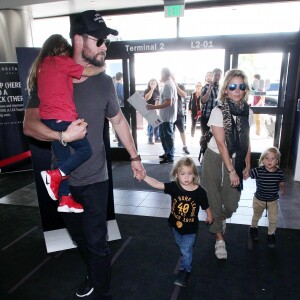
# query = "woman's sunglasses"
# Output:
<box><xmin>227</xmin><ymin>83</ymin><xmax>247</xmax><ymax>91</ymax></box>
<box><xmin>83</xmin><ymin>35</ymin><xmax>111</xmax><ymax>47</ymax></box>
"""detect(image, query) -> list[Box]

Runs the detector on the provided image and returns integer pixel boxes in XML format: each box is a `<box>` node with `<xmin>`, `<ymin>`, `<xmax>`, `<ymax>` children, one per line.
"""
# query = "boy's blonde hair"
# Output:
<box><xmin>170</xmin><ymin>157</ymin><xmax>199</xmax><ymax>185</ymax></box>
<box><xmin>259</xmin><ymin>147</ymin><xmax>281</xmax><ymax>167</ymax></box>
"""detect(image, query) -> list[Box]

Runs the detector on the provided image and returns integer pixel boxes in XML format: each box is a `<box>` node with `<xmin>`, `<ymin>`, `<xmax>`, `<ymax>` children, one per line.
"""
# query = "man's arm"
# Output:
<box><xmin>201</xmin><ymin>83</ymin><xmax>213</xmax><ymax>103</ymax></box>
<box><xmin>23</xmin><ymin>108</ymin><xmax>87</xmax><ymax>142</ymax></box>
<box><xmin>146</xmin><ymin>99</ymin><xmax>171</xmax><ymax>110</ymax></box>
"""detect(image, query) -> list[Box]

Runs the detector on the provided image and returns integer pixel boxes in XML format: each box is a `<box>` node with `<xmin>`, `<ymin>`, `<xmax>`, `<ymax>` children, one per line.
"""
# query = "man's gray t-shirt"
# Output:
<box><xmin>159</xmin><ymin>79</ymin><xmax>177</xmax><ymax>123</ymax></box>
<box><xmin>27</xmin><ymin>73</ymin><xmax>120</xmax><ymax>186</ymax></box>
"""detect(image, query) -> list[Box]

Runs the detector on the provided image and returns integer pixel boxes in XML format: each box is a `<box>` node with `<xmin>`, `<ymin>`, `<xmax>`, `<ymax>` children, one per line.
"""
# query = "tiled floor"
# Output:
<box><xmin>1</xmin><ymin>166</ymin><xmax>300</xmax><ymax>230</ymax></box>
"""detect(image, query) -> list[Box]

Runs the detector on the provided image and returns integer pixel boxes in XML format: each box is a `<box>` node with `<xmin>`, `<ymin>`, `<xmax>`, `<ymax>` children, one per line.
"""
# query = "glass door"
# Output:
<box><xmin>233</xmin><ymin>52</ymin><xmax>287</xmax><ymax>154</ymax></box>
<box><xmin>105</xmin><ymin>55</ymin><xmax>136</xmax><ymax>161</ymax></box>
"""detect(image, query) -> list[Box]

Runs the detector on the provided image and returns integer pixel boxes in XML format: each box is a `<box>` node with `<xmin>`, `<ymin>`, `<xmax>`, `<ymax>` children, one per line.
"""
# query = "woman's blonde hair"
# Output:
<box><xmin>259</xmin><ymin>147</ymin><xmax>281</xmax><ymax>167</ymax></box>
<box><xmin>218</xmin><ymin>69</ymin><xmax>251</xmax><ymax>102</ymax></box>
<box><xmin>170</xmin><ymin>157</ymin><xmax>199</xmax><ymax>185</ymax></box>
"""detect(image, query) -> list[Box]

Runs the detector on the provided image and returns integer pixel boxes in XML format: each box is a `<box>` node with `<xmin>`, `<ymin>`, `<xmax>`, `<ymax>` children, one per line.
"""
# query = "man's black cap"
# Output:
<box><xmin>70</xmin><ymin>10</ymin><xmax>118</xmax><ymax>39</ymax></box>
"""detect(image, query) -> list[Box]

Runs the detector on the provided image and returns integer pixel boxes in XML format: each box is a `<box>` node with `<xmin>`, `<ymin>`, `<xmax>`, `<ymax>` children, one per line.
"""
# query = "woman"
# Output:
<box><xmin>201</xmin><ymin>69</ymin><xmax>252</xmax><ymax>260</ymax></box>
<box><xmin>188</xmin><ymin>82</ymin><xmax>202</xmax><ymax>138</ymax></box>
<box><xmin>144</xmin><ymin>78</ymin><xmax>160</xmax><ymax>144</ymax></box>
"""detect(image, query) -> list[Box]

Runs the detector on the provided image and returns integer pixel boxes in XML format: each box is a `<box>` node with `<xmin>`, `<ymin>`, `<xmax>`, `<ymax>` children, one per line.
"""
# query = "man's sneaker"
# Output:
<box><xmin>148</xmin><ymin>139</ymin><xmax>154</xmax><ymax>144</ymax></box>
<box><xmin>267</xmin><ymin>233</ymin><xmax>276</xmax><ymax>248</ymax></box>
<box><xmin>174</xmin><ymin>270</ymin><xmax>190</xmax><ymax>287</ymax></box>
<box><xmin>159</xmin><ymin>153</ymin><xmax>166</xmax><ymax>159</ymax></box>
<box><xmin>222</xmin><ymin>219</ymin><xmax>226</xmax><ymax>234</ymax></box>
<box><xmin>249</xmin><ymin>227</ymin><xmax>259</xmax><ymax>240</ymax></box>
<box><xmin>41</xmin><ymin>169</ymin><xmax>67</xmax><ymax>200</ymax></box>
<box><xmin>159</xmin><ymin>157</ymin><xmax>174</xmax><ymax>164</ymax></box>
<box><xmin>58</xmin><ymin>195</ymin><xmax>84</xmax><ymax>213</ymax></box>
<box><xmin>183</xmin><ymin>146</ymin><xmax>190</xmax><ymax>155</ymax></box>
<box><xmin>76</xmin><ymin>276</ymin><xmax>94</xmax><ymax>298</ymax></box>
<box><xmin>155</xmin><ymin>138</ymin><xmax>161</xmax><ymax>143</ymax></box>
<box><xmin>215</xmin><ymin>240</ymin><xmax>227</xmax><ymax>259</ymax></box>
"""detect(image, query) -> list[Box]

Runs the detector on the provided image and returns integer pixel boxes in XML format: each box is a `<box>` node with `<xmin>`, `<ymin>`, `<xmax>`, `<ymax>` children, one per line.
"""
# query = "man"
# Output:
<box><xmin>114</xmin><ymin>72</ymin><xmax>124</xmax><ymax>108</ymax></box>
<box><xmin>171</xmin><ymin>74</ymin><xmax>190</xmax><ymax>155</ymax></box>
<box><xmin>23</xmin><ymin>10</ymin><xmax>145</xmax><ymax>300</ymax></box>
<box><xmin>199</xmin><ymin>67</ymin><xmax>222</xmax><ymax>161</ymax></box>
<box><xmin>252</xmin><ymin>74</ymin><xmax>265</xmax><ymax>136</ymax></box>
<box><xmin>146</xmin><ymin>68</ymin><xmax>177</xmax><ymax>164</ymax></box>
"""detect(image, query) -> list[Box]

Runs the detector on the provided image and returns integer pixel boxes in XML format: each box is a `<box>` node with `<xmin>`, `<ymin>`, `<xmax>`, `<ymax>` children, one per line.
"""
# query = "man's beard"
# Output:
<box><xmin>82</xmin><ymin>50</ymin><xmax>106</xmax><ymax>67</ymax></box>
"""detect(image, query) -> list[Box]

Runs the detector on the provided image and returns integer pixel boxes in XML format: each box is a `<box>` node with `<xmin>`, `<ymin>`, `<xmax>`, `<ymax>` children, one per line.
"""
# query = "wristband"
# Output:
<box><xmin>58</xmin><ymin>131</ymin><xmax>67</xmax><ymax>146</ymax></box>
<box><xmin>228</xmin><ymin>169</ymin><xmax>236</xmax><ymax>175</ymax></box>
<box><xmin>130</xmin><ymin>154</ymin><xmax>141</xmax><ymax>161</ymax></box>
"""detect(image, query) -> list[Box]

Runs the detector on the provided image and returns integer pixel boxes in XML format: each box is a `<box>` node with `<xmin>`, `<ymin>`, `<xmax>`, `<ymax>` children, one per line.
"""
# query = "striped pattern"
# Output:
<box><xmin>250</xmin><ymin>166</ymin><xmax>286</xmax><ymax>201</ymax></box>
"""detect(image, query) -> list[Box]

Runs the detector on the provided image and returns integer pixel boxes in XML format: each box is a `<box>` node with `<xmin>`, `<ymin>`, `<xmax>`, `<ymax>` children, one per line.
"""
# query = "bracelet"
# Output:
<box><xmin>228</xmin><ymin>169</ymin><xmax>236</xmax><ymax>175</ymax></box>
<box><xmin>130</xmin><ymin>154</ymin><xmax>141</xmax><ymax>161</ymax></box>
<box><xmin>58</xmin><ymin>131</ymin><xmax>67</xmax><ymax>146</ymax></box>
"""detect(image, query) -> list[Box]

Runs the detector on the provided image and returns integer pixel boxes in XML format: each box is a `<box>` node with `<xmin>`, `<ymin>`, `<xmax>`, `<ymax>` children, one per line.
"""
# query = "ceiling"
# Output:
<box><xmin>0</xmin><ymin>0</ymin><xmax>298</xmax><ymax>19</ymax></box>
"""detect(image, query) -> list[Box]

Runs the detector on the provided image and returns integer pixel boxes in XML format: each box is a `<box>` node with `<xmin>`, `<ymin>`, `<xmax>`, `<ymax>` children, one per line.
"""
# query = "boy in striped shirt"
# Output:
<box><xmin>248</xmin><ymin>147</ymin><xmax>286</xmax><ymax>248</ymax></box>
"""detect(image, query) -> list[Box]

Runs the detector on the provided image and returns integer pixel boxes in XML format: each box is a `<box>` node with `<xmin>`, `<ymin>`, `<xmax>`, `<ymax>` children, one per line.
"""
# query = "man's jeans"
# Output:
<box><xmin>159</xmin><ymin>122</ymin><xmax>174</xmax><ymax>160</ymax></box>
<box><xmin>64</xmin><ymin>181</ymin><xmax>112</xmax><ymax>299</ymax></box>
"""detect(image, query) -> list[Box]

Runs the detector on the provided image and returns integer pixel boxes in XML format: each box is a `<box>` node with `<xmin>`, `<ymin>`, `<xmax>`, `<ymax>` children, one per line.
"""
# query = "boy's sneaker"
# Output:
<box><xmin>249</xmin><ymin>227</ymin><xmax>259</xmax><ymax>240</ymax></box>
<box><xmin>174</xmin><ymin>270</ymin><xmax>190</xmax><ymax>287</ymax></box>
<box><xmin>183</xmin><ymin>146</ymin><xmax>190</xmax><ymax>155</ymax></box>
<box><xmin>267</xmin><ymin>233</ymin><xmax>276</xmax><ymax>248</ymax></box>
<box><xmin>41</xmin><ymin>169</ymin><xmax>67</xmax><ymax>200</ymax></box>
<box><xmin>57</xmin><ymin>195</ymin><xmax>84</xmax><ymax>213</ymax></box>
<box><xmin>76</xmin><ymin>275</ymin><xmax>94</xmax><ymax>298</ymax></box>
<box><xmin>215</xmin><ymin>240</ymin><xmax>227</xmax><ymax>259</ymax></box>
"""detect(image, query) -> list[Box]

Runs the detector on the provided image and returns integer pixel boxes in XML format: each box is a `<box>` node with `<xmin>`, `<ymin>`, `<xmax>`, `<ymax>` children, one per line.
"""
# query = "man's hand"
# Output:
<box><xmin>63</xmin><ymin>119</ymin><xmax>88</xmax><ymax>143</ymax></box>
<box><xmin>146</xmin><ymin>104</ymin><xmax>155</xmax><ymax>110</ymax></box>
<box><xmin>131</xmin><ymin>161</ymin><xmax>146</xmax><ymax>182</ymax></box>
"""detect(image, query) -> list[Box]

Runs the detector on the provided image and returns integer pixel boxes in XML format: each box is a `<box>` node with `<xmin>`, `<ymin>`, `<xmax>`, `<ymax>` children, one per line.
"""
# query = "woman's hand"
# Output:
<box><xmin>229</xmin><ymin>171</ymin><xmax>240</xmax><ymax>188</ymax></box>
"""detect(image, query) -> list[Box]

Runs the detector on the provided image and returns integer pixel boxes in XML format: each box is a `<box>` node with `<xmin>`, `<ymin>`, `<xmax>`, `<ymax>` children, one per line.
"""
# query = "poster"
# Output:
<box><xmin>0</xmin><ymin>63</ymin><xmax>29</xmax><ymax>170</ymax></box>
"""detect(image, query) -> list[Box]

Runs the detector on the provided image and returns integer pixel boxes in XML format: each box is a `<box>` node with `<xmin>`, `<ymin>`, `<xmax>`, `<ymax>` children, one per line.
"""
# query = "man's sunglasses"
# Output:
<box><xmin>227</xmin><ymin>83</ymin><xmax>247</xmax><ymax>91</ymax></box>
<box><xmin>83</xmin><ymin>35</ymin><xmax>111</xmax><ymax>47</ymax></box>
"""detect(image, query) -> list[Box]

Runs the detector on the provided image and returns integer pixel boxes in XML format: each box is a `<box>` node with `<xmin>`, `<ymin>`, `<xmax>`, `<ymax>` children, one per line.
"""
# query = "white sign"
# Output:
<box><xmin>127</xmin><ymin>92</ymin><xmax>163</xmax><ymax>128</ymax></box>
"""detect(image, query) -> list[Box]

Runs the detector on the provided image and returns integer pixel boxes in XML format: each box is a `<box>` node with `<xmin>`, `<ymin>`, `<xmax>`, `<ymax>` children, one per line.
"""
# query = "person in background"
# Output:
<box><xmin>204</xmin><ymin>71</ymin><xmax>213</xmax><ymax>84</ymax></box>
<box><xmin>23</xmin><ymin>10</ymin><xmax>145</xmax><ymax>299</ymax></box>
<box><xmin>199</xmin><ymin>68</ymin><xmax>223</xmax><ymax>161</ymax></box>
<box><xmin>251</xmin><ymin>73</ymin><xmax>265</xmax><ymax>136</ymax></box>
<box><xmin>201</xmin><ymin>69</ymin><xmax>252</xmax><ymax>260</ymax></box>
<box><xmin>188</xmin><ymin>82</ymin><xmax>202</xmax><ymax>139</ymax></box>
<box><xmin>146</xmin><ymin>67</ymin><xmax>177</xmax><ymax>164</ymax></box>
<box><xmin>114</xmin><ymin>72</ymin><xmax>124</xmax><ymax>147</ymax></box>
<box><xmin>144</xmin><ymin>78</ymin><xmax>160</xmax><ymax>144</ymax></box>
<box><xmin>136</xmin><ymin>157</ymin><xmax>213</xmax><ymax>288</ymax></box>
<box><xmin>248</xmin><ymin>147</ymin><xmax>286</xmax><ymax>248</ymax></box>
<box><xmin>171</xmin><ymin>74</ymin><xmax>190</xmax><ymax>155</ymax></box>
<box><xmin>27</xmin><ymin>34</ymin><xmax>104</xmax><ymax>213</ymax></box>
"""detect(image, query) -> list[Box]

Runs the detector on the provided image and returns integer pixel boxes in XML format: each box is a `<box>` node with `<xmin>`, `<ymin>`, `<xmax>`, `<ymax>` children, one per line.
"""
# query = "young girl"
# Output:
<box><xmin>27</xmin><ymin>34</ymin><xmax>105</xmax><ymax>213</ymax></box>
<box><xmin>136</xmin><ymin>157</ymin><xmax>213</xmax><ymax>287</ymax></box>
<box><xmin>249</xmin><ymin>147</ymin><xmax>286</xmax><ymax>248</ymax></box>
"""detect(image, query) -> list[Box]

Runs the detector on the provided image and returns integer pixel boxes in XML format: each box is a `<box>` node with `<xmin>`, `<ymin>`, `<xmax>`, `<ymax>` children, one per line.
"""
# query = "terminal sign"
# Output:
<box><xmin>164</xmin><ymin>5</ymin><xmax>184</xmax><ymax>18</ymax></box>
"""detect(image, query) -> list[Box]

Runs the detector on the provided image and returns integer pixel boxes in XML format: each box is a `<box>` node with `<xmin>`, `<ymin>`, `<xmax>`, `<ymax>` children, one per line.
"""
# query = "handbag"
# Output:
<box><xmin>194</xmin><ymin>94</ymin><xmax>202</xmax><ymax>119</ymax></box>
<box><xmin>194</xmin><ymin>110</ymin><xmax>202</xmax><ymax>119</ymax></box>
